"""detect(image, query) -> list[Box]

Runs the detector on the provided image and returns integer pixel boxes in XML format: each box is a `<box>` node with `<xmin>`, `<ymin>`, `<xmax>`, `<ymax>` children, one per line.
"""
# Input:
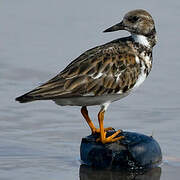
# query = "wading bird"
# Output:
<box><xmin>16</xmin><ymin>9</ymin><xmax>157</xmax><ymax>144</ymax></box>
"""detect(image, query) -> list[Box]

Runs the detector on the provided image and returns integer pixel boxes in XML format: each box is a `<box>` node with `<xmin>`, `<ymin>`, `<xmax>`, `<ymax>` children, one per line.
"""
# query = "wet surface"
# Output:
<box><xmin>0</xmin><ymin>0</ymin><xmax>180</xmax><ymax>179</ymax></box>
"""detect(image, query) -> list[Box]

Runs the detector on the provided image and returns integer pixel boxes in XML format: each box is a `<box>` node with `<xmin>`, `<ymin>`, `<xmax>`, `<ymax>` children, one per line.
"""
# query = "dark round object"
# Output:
<box><xmin>80</xmin><ymin>130</ymin><xmax>162</xmax><ymax>170</ymax></box>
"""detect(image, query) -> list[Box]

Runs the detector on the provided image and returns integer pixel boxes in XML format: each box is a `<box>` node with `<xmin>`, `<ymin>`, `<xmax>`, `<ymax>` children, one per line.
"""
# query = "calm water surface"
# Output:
<box><xmin>0</xmin><ymin>0</ymin><xmax>180</xmax><ymax>179</ymax></box>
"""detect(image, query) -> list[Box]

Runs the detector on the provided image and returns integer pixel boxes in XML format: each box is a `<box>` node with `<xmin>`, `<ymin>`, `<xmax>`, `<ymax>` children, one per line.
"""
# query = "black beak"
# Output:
<box><xmin>103</xmin><ymin>21</ymin><xmax>125</xmax><ymax>33</ymax></box>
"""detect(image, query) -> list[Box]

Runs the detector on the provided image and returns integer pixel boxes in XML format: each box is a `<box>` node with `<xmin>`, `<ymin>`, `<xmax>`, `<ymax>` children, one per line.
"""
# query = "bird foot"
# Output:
<box><xmin>92</xmin><ymin>127</ymin><xmax>114</xmax><ymax>134</ymax></box>
<box><xmin>96</xmin><ymin>130</ymin><xmax>124</xmax><ymax>144</ymax></box>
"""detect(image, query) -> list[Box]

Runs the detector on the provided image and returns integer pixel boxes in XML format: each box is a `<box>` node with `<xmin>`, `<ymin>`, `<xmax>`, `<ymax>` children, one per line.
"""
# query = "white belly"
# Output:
<box><xmin>53</xmin><ymin>92</ymin><xmax>129</xmax><ymax>106</ymax></box>
<box><xmin>133</xmin><ymin>55</ymin><xmax>150</xmax><ymax>91</ymax></box>
<box><xmin>133</xmin><ymin>70</ymin><xmax>147</xmax><ymax>90</ymax></box>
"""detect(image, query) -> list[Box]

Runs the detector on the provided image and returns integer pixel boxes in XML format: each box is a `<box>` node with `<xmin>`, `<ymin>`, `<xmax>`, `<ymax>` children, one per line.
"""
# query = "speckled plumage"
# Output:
<box><xmin>16</xmin><ymin>37</ymin><xmax>153</xmax><ymax>104</ymax></box>
<box><xmin>16</xmin><ymin>9</ymin><xmax>157</xmax><ymax>144</ymax></box>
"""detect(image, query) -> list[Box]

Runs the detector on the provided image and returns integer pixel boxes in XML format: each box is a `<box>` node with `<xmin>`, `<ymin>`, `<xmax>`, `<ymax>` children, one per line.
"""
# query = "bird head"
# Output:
<box><xmin>103</xmin><ymin>9</ymin><xmax>156</xmax><ymax>37</ymax></box>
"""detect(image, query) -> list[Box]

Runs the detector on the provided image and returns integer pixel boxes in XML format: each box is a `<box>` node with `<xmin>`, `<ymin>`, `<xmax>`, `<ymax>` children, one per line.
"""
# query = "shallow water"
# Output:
<box><xmin>0</xmin><ymin>0</ymin><xmax>180</xmax><ymax>179</ymax></box>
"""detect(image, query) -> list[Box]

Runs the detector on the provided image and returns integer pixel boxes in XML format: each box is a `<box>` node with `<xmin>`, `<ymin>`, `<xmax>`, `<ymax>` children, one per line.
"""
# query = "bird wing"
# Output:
<box><xmin>16</xmin><ymin>40</ymin><xmax>141</xmax><ymax>102</ymax></box>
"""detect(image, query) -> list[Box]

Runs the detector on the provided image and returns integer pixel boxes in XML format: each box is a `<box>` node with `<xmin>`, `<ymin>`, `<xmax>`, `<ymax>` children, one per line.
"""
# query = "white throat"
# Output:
<box><xmin>132</xmin><ymin>34</ymin><xmax>150</xmax><ymax>48</ymax></box>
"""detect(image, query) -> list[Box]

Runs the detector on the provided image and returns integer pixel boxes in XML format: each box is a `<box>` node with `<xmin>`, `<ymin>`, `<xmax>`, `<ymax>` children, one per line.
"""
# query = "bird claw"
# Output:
<box><xmin>96</xmin><ymin>129</ymin><xmax>124</xmax><ymax>143</ymax></box>
<box><xmin>92</xmin><ymin>127</ymin><xmax>114</xmax><ymax>134</ymax></box>
<box><xmin>96</xmin><ymin>131</ymin><xmax>107</xmax><ymax>142</ymax></box>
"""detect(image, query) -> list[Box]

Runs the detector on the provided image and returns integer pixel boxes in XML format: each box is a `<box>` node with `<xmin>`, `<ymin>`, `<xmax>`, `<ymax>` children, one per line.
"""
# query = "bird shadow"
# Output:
<box><xmin>79</xmin><ymin>164</ymin><xmax>161</xmax><ymax>180</ymax></box>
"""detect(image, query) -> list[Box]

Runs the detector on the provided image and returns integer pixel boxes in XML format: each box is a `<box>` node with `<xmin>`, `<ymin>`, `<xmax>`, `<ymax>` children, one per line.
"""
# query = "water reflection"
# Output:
<box><xmin>79</xmin><ymin>165</ymin><xmax>161</xmax><ymax>180</ymax></box>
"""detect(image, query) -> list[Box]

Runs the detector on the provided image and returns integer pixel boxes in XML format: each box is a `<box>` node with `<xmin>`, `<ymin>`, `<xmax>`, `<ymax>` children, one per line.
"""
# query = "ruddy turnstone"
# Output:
<box><xmin>16</xmin><ymin>9</ymin><xmax>157</xmax><ymax>144</ymax></box>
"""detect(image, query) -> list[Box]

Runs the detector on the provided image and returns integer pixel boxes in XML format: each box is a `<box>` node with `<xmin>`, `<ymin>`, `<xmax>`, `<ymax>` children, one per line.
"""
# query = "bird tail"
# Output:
<box><xmin>15</xmin><ymin>93</ymin><xmax>35</xmax><ymax>103</ymax></box>
<box><xmin>15</xmin><ymin>76</ymin><xmax>68</xmax><ymax>103</ymax></box>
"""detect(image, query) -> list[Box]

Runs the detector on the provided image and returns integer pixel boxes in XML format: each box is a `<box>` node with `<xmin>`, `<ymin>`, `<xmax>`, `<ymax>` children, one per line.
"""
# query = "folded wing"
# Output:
<box><xmin>16</xmin><ymin>41</ymin><xmax>141</xmax><ymax>103</ymax></box>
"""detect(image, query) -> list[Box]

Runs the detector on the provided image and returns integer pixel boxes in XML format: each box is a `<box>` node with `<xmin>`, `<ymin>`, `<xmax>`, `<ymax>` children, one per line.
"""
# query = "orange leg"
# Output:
<box><xmin>81</xmin><ymin>106</ymin><xmax>113</xmax><ymax>134</ymax></box>
<box><xmin>81</xmin><ymin>106</ymin><xmax>96</xmax><ymax>134</ymax></box>
<box><xmin>97</xmin><ymin>110</ymin><xmax>124</xmax><ymax>144</ymax></box>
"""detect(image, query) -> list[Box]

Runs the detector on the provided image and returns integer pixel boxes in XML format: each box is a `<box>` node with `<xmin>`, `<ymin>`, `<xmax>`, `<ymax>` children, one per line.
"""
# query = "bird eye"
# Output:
<box><xmin>128</xmin><ymin>16</ymin><xmax>139</xmax><ymax>23</ymax></box>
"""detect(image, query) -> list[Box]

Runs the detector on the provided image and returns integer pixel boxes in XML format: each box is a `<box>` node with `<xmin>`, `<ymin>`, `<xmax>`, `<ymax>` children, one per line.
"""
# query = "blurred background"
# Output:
<box><xmin>0</xmin><ymin>0</ymin><xmax>180</xmax><ymax>179</ymax></box>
